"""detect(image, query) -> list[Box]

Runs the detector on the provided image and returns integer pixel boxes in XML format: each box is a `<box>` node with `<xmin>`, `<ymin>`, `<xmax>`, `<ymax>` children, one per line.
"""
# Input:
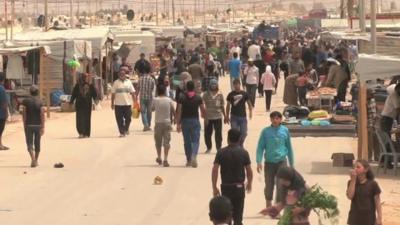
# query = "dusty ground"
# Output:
<box><xmin>0</xmin><ymin>76</ymin><xmax>399</xmax><ymax>225</ymax></box>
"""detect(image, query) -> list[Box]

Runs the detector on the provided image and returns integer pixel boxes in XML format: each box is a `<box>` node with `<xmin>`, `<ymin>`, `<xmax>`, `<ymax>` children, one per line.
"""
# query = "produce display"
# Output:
<box><xmin>308</xmin><ymin>110</ymin><xmax>329</xmax><ymax>119</ymax></box>
<box><xmin>307</xmin><ymin>87</ymin><xmax>337</xmax><ymax>97</ymax></box>
<box><xmin>278</xmin><ymin>185</ymin><xmax>339</xmax><ymax>225</ymax></box>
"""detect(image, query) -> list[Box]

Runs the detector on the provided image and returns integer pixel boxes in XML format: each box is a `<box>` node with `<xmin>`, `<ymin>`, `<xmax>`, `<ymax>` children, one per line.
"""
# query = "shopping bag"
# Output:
<box><xmin>132</xmin><ymin>102</ymin><xmax>140</xmax><ymax>119</ymax></box>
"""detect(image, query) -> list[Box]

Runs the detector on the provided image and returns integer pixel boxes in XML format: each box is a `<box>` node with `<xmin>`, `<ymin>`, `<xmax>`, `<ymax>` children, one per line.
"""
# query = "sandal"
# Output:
<box><xmin>156</xmin><ymin>158</ymin><xmax>162</xmax><ymax>165</ymax></box>
<box><xmin>163</xmin><ymin>161</ymin><xmax>170</xmax><ymax>167</ymax></box>
<box><xmin>0</xmin><ymin>146</ymin><xmax>10</xmax><ymax>151</ymax></box>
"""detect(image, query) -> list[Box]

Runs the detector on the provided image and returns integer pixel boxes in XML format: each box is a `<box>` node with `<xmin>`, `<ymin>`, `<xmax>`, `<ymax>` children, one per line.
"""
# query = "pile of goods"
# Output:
<box><xmin>300</xmin><ymin>110</ymin><xmax>331</xmax><ymax>126</ymax></box>
<box><xmin>308</xmin><ymin>87</ymin><xmax>337</xmax><ymax>98</ymax></box>
<box><xmin>278</xmin><ymin>185</ymin><xmax>340</xmax><ymax>225</ymax></box>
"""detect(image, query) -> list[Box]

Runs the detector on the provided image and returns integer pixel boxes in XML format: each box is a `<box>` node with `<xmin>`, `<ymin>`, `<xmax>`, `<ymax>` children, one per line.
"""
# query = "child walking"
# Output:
<box><xmin>347</xmin><ymin>160</ymin><xmax>382</xmax><ymax>225</ymax></box>
<box><xmin>152</xmin><ymin>85</ymin><xmax>175</xmax><ymax>167</ymax></box>
<box><xmin>256</xmin><ymin>111</ymin><xmax>294</xmax><ymax>208</ymax></box>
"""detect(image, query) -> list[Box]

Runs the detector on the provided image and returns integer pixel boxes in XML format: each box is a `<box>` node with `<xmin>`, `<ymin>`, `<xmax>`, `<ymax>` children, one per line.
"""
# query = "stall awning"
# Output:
<box><xmin>0</xmin><ymin>44</ymin><xmax>51</xmax><ymax>55</ymax></box>
<box><xmin>319</xmin><ymin>31</ymin><xmax>370</xmax><ymax>41</ymax></box>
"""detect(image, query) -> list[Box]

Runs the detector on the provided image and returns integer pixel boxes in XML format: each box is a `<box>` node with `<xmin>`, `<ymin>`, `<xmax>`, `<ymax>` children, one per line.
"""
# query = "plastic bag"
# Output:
<box><xmin>132</xmin><ymin>102</ymin><xmax>140</xmax><ymax>119</ymax></box>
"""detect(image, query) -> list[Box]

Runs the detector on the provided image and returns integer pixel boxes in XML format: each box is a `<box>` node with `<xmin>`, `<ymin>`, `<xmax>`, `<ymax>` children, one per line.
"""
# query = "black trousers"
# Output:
<box><xmin>264</xmin><ymin>90</ymin><xmax>273</xmax><ymax>111</ymax></box>
<box><xmin>380</xmin><ymin>116</ymin><xmax>394</xmax><ymax>162</ymax></box>
<box><xmin>264</xmin><ymin>161</ymin><xmax>286</xmax><ymax>202</ymax></box>
<box><xmin>337</xmin><ymin>80</ymin><xmax>348</xmax><ymax>102</ymax></box>
<box><xmin>25</xmin><ymin>126</ymin><xmax>41</xmax><ymax>152</ymax></box>
<box><xmin>115</xmin><ymin>105</ymin><xmax>132</xmax><ymax>135</ymax></box>
<box><xmin>297</xmin><ymin>86</ymin><xmax>307</xmax><ymax>106</ymax></box>
<box><xmin>204</xmin><ymin>119</ymin><xmax>222</xmax><ymax>150</ymax></box>
<box><xmin>76</xmin><ymin>107</ymin><xmax>92</xmax><ymax>137</ymax></box>
<box><xmin>221</xmin><ymin>184</ymin><xmax>245</xmax><ymax>225</ymax></box>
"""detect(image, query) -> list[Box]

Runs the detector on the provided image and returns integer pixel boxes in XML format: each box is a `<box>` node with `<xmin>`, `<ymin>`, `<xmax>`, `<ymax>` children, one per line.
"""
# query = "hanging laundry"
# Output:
<box><xmin>6</xmin><ymin>55</ymin><xmax>25</xmax><ymax>79</ymax></box>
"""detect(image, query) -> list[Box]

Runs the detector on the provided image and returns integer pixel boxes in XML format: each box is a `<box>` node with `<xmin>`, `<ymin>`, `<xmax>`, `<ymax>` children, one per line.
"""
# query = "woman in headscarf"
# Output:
<box><xmin>263</xmin><ymin>166</ymin><xmax>311</xmax><ymax>225</ymax></box>
<box><xmin>260</xmin><ymin>65</ymin><xmax>276</xmax><ymax>112</ymax></box>
<box><xmin>70</xmin><ymin>73</ymin><xmax>98</xmax><ymax>138</ymax></box>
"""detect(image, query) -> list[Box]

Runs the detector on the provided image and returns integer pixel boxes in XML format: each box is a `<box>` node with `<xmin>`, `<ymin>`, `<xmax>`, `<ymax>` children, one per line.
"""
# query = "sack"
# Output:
<box><xmin>132</xmin><ymin>102</ymin><xmax>141</xmax><ymax>119</ymax></box>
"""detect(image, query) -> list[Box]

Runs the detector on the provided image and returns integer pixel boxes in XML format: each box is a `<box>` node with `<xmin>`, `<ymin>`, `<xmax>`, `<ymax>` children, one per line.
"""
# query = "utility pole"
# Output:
<box><xmin>203</xmin><ymin>0</ymin><xmax>206</xmax><ymax>25</ymax></box>
<box><xmin>371</xmin><ymin>0</ymin><xmax>377</xmax><ymax>53</ymax></box>
<box><xmin>172</xmin><ymin>0</ymin><xmax>176</xmax><ymax>25</ymax></box>
<box><xmin>156</xmin><ymin>0</ymin><xmax>159</xmax><ymax>25</ymax></box>
<box><xmin>359</xmin><ymin>0</ymin><xmax>366</xmax><ymax>32</ymax></box>
<box><xmin>5</xmin><ymin>0</ymin><xmax>8</xmax><ymax>42</ymax></box>
<box><xmin>44</xmin><ymin>0</ymin><xmax>49</xmax><ymax>30</ymax></box>
<box><xmin>70</xmin><ymin>0</ymin><xmax>74</xmax><ymax>28</ymax></box>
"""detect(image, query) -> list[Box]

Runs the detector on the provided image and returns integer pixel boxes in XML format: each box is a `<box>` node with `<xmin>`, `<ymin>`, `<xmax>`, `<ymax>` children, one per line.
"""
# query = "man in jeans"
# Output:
<box><xmin>212</xmin><ymin>129</ymin><xmax>253</xmax><ymax>225</ymax></box>
<box><xmin>228</xmin><ymin>53</ymin><xmax>241</xmax><ymax>91</ymax></box>
<box><xmin>176</xmin><ymin>81</ymin><xmax>205</xmax><ymax>168</ymax></box>
<box><xmin>243</xmin><ymin>58</ymin><xmax>259</xmax><ymax>107</ymax></box>
<box><xmin>203</xmin><ymin>79</ymin><xmax>226</xmax><ymax>153</ymax></box>
<box><xmin>111</xmin><ymin>70</ymin><xmax>137</xmax><ymax>137</ymax></box>
<box><xmin>0</xmin><ymin>73</ymin><xmax>9</xmax><ymax>150</ymax></box>
<box><xmin>22</xmin><ymin>85</ymin><xmax>45</xmax><ymax>167</ymax></box>
<box><xmin>226</xmin><ymin>79</ymin><xmax>253</xmax><ymax>147</ymax></box>
<box><xmin>138</xmin><ymin>64</ymin><xmax>155</xmax><ymax>131</ymax></box>
<box><xmin>256</xmin><ymin>111</ymin><xmax>294</xmax><ymax>208</ymax></box>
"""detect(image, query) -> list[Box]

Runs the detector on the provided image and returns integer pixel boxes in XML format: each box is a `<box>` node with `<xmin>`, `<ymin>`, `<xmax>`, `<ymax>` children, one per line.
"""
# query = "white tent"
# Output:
<box><xmin>110</xmin><ymin>28</ymin><xmax>156</xmax><ymax>63</ymax></box>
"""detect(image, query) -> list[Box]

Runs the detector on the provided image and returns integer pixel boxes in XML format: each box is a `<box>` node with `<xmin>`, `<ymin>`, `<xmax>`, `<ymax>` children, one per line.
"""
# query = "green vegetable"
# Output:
<box><xmin>278</xmin><ymin>185</ymin><xmax>340</xmax><ymax>225</ymax></box>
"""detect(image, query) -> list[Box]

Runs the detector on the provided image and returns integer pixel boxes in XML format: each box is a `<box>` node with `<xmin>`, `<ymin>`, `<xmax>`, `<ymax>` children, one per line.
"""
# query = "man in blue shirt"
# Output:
<box><xmin>228</xmin><ymin>53</ymin><xmax>241</xmax><ymax>91</ymax></box>
<box><xmin>256</xmin><ymin>111</ymin><xmax>294</xmax><ymax>208</ymax></box>
<box><xmin>0</xmin><ymin>73</ymin><xmax>9</xmax><ymax>150</ymax></box>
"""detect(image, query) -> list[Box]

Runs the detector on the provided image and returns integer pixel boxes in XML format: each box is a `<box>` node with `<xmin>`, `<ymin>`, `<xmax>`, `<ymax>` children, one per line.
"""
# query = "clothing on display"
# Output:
<box><xmin>6</xmin><ymin>55</ymin><xmax>25</xmax><ymax>79</ymax></box>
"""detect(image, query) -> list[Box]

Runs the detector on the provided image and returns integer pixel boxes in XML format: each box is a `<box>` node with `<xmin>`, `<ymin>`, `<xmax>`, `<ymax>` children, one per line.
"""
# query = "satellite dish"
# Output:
<box><xmin>37</xmin><ymin>15</ymin><xmax>45</xmax><ymax>27</ymax></box>
<box><xmin>127</xmin><ymin>10</ymin><xmax>135</xmax><ymax>21</ymax></box>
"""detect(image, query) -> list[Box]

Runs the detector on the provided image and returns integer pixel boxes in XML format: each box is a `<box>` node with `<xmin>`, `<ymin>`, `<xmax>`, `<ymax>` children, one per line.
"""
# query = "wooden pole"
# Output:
<box><xmin>357</xmin><ymin>83</ymin><xmax>368</xmax><ymax>160</ymax></box>
<box><xmin>39</xmin><ymin>49</ymin><xmax>50</xmax><ymax>118</ymax></box>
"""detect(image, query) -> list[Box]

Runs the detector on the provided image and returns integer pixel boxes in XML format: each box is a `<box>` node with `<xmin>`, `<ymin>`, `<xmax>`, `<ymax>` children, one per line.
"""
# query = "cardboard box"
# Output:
<box><xmin>331</xmin><ymin>153</ymin><xmax>355</xmax><ymax>167</ymax></box>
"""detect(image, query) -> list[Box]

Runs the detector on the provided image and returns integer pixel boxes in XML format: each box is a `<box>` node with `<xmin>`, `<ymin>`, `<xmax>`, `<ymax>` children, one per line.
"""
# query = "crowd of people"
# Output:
<box><xmin>0</xmin><ymin>23</ymin><xmax>383</xmax><ymax>225</ymax></box>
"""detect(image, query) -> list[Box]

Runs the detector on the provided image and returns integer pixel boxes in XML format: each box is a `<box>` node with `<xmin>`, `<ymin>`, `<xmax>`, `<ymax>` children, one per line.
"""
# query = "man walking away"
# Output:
<box><xmin>134</xmin><ymin>53</ymin><xmax>151</xmax><ymax>76</ymax></box>
<box><xmin>203</xmin><ymin>79</ymin><xmax>226</xmax><ymax>153</ymax></box>
<box><xmin>256</xmin><ymin>111</ymin><xmax>294</xmax><ymax>208</ymax></box>
<box><xmin>0</xmin><ymin>73</ymin><xmax>9</xmax><ymax>150</ymax></box>
<box><xmin>111</xmin><ymin>70</ymin><xmax>137</xmax><ymax>137</ymax></box>
<box><xmin>228</xmin><ymin>53</ymin><xmax>241</xmax><ymax>90</ymax></box>
<box><xmin>209</xmin><ymin>196</ymin><xmax>233</xmax><ymax>225</ymax></box>
<box><xmin>22</xmin><ymin>85</ymin><xmax>45</xmax><ymax>167</ymax></box>
<box><xmin>244</xmin><ymin>58</ymin><xmax>259</xmax><ymax>107</ymax></box>
<box><xmin>212</xmin><ymin>129</ymin><xmax>253</xmax><ymax>225</ymax></box>
<box><xmin>138</xmin><ymin>63</ymin><xmax>156</xmax><ymax>131</ymax></box>
<box><xmin>226</xmin><ymin>79</ymin><xmax>253</xmax><ymax>147</ymax></box>
<box><xmin>152</xmin><ymin>85</ymin><xmax>175</xmax><ymax>167</ymax></box>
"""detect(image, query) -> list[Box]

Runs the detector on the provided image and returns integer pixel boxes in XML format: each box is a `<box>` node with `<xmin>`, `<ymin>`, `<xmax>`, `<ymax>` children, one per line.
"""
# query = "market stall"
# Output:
<box><xmin>0</xmin><ymin>44</ymin><xmax>52</xmax><ymax>117</ymax></box>
<box><xmin>283</xmin><ymin>87</ymin><xmax>357</xmax><ymax>138</ymax></box>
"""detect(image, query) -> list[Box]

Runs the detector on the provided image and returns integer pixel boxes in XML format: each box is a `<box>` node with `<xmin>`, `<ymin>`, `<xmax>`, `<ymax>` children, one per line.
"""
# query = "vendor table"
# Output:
<box><xmin>285</xmin><ymin>124</ymin><xmax>356</xmax><ymax>137</ymax></box>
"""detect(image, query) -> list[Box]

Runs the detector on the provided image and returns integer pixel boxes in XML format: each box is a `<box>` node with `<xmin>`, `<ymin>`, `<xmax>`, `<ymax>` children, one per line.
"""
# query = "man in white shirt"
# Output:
<box><xmin>230</xmin><ymin>43</ymin><xmax>241</xmax><ymax>60</ymax></box>
<box><xmin>247</xmin><ymin>41</ymin><xmax>261</xmax><ymax>61</ymax></box>
<box><xmin>111</xmin><ymin>70</ymin><xmax>137</xmax><ymax>137</ymax></box>
<box><xmin>244</xmin><ymin>58</ymin><xmax>259</xmax><ymax>107</ymax></box>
